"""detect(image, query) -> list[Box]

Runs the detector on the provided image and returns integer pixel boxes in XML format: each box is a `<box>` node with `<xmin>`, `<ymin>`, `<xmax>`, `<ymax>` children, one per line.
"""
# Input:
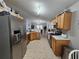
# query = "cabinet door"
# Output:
<box><xmin>57</xmin><ymin>16</ymin><xmax>61</xmax><ymax>28</ymax></box>
<box><xmin>55</xmin><ymin>41</ymin><xmax>62</xmax><ymax>56</ymax></box>
<box><xmin>30</xmin><ymin>32</ymin><xmax>36</xmax><ymax>40</ymax></box>
<box><xmin>55</xmin><ymin>40</ymin><xmax>70</xmax><ymax>56</ymax></box>
<box><xmin>51</xmin><ymin>38</ymin><xmax>56</xmax><ymax>52</ymax></box>
<box><xmin>23</xmin><ymin>41</ymin><xmax>27</xmax><ymax>57</ymax></box>
<box><xmin>60</xmin><ymin>13</ymin><xmax>64</xmax><ymax>29</ymax></box>
<box><xmin>26</xmin><ymin>35</ymin><xmax>29</xmax><ymax>44</ymax></box>
<box><xmin>21</xmin><ymin>41</ymin><xmax>27</xmax><ymax>58</ymax></box>
<box><xmin>63</xmin><ymin>12</ymin><xmax>72</xmax><ymax>30</ymax></box>
<box><xmin>12</xmin><ymin>44</ymin><xmax>22</xmax><ymax>59</ymax></box>
<box><xmin>60</xmin><ymin>12</ymin><xmax>72</xmax><ymax>30</ymax></box>
<box><xmin>53</xmin><ymin>39</ymin><xmax>56</xmax><ymax>52</ymax></box>
<box><xmin>51</xmin><ymin>38</ymin><xmax>54</xmax><ymax>49</ymax></box>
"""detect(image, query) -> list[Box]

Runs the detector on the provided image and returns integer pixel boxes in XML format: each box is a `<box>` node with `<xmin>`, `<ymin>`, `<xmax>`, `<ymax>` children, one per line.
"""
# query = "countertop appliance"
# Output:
<box><xmin>51</xmin><ymin>28</ymin><xmax>62</xmax><ymax>35</ymax></box>
<box><xmin>13</xmin><ymin>30</ymin><xmax>21</xmax><ymax>44</ymax></box>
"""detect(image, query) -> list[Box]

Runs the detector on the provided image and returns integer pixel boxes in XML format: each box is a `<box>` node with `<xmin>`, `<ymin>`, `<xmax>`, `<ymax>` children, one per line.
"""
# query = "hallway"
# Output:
<box><xmin>23</xmin><ymin>37</ymin><xmax>61</xmax><ymax>59</ymax></box>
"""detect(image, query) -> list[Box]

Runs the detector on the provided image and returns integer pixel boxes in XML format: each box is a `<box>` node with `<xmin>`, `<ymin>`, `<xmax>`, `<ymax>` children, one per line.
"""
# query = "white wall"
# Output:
<box><xmin>25</xmin><ymin>19</ymin><xmax>31</xmax><ymax>31</ymax></box>
<box><xmin>25</xmin><ymin>18</ymin><xmax>48</xmax><ymax>30</ymax></box>
<box><xmin>47</xmin><ymin>22</ymin><xmax>54</xmax><ymax>29</ymax></box>
<box><xmin>11</xmin><ymin>16</ymin><xmax>25</xmax><ymax>35</ymax></box>
<box><xmin>69</xmin><ymin>11</ymin><xmax>79</xmax><ymax>49</ymax></box>
<box><xmin>68</xmin><ymin>1</ymin><xmax>79</xmax><ymax>49</ymax></box>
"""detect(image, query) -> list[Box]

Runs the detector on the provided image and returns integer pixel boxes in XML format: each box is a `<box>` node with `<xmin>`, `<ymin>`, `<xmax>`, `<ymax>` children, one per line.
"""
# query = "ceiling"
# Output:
<box><xmin>4</xmin><ymin>0</ymin><xmax>79</xmax><ymax>21</ymax></box>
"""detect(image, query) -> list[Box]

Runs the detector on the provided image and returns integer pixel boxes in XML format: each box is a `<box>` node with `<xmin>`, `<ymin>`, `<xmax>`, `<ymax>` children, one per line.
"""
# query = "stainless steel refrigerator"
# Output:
<box><xmin>0</xmin><ymin>12</ymin><xmax>26</xmax><ymax>59</ymax></box>
<box><xmin>0</xmin><ymin>15</ymin><xmax>12</xmax><ymax>59</ymax></box>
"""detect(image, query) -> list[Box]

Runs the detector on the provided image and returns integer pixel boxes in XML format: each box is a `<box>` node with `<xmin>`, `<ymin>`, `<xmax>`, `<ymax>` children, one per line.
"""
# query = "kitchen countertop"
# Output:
<box><xmin>26</xmin><ymin>31</ymin><xmax>40</xmax><ymax>34</ymax></box>
<box><xmin>26</xmin><ymin>32</ymin><xmax>30</xmax><ymax>34</ymax></box>
<box><xmin>51</xmin><ymin>35</ymin><xmax>70</xmax><ymax>40</ymax></box>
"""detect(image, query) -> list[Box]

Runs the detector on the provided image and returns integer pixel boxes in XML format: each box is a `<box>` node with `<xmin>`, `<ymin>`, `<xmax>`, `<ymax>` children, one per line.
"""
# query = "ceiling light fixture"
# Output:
<box><xmin>36</xmin><ymin>5</ymin><xmax>40</xmax><ymax>15</ymax></box>
<box><xmin>34</xmin><ymin>2</ymin><xmax>45</xmax><ymax>15</ymax></box>
<box><xmin>33</xmin><ymin>19</ymin><xmax>46</xmax><ymax>24</ymax></box>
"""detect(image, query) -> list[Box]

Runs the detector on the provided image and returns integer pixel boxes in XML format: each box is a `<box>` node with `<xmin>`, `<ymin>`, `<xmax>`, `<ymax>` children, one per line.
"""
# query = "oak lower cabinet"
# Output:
<box><xmin>51</xmin><ymin>36</ymin><xmax>70</xmax><ymax>56</ymax></box>
<box><xmin>30</xmin><ymin>32</ymin><xmax>40</xmax><ymax>41</ymax></box>
<box><xmin>12</xmin><ymin>39</ymin><xmax>27</xmax><ymax>59</ymax></box>
<box><xmin>26</xmin><ymin>33</ymin><xmax>30</xmax><ymax>44</ymax></box>
<box><xmin>21</xmin><ymin>40</ymin><xmax>27</xmax><ymax>58</ymax></box>
<box><xmin>12</xmin><ymin>42</ymin><xmax>22</xmax><ymax>59</ymax></box>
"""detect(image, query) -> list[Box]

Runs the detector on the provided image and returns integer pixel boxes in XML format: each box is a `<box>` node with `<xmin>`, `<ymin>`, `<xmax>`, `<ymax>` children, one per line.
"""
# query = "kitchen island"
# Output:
<box><xmin>26</xmin><ymin>31</ymin><xmax>40</xmax><ymax>41</ymax></box>
<box><xmin>30</xmin><ymin>32</ymin><xmax>40</xmax><ymax>41</ymax></box>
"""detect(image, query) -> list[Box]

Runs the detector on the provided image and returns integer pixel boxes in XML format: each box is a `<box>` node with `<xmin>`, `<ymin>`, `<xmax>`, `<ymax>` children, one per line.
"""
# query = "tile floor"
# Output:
<box><xmin>23</xmin><ymin>37</ymin><xmax>61</xmax><ymax>59</ymax></box>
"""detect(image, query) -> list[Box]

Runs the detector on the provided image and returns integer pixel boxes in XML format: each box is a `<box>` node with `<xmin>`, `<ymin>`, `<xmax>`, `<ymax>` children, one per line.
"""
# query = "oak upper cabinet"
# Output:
<box><xmin>57</xmin><ymin>15</ymin><xmax>61</xmax><ymax>28</ymax></box>
<box><xmin>51</xmin><ymin>18</ymin><xmax>57</xmax><ymax>25</ymax></box>
<box><xmin>59</xmin><ymin>12</ymin><xmax>72</xmax><ymax>31</ymax></box>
